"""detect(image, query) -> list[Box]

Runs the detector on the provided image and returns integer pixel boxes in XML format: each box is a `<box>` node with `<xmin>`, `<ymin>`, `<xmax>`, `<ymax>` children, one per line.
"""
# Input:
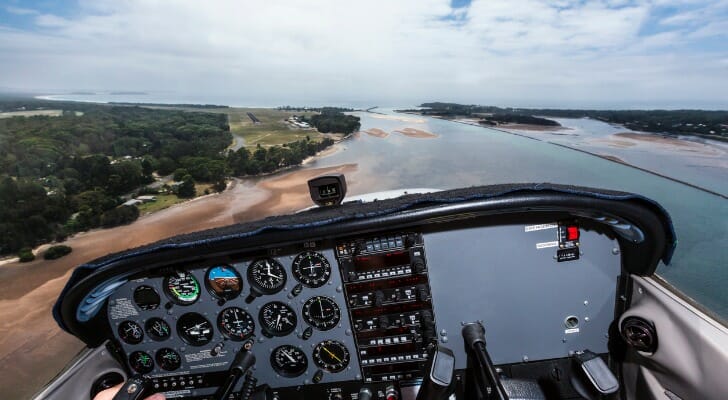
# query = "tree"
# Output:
<box><xmin>177</xmin><ymin>175</ymin><xmax>196</xmax><ymax>198</ymax></box>
<box><xmin>156</xmin><ymin>157</ymin><xmax>177</xmax><ymax>175</ymax></box>
<box><xmin>44</xmin><ymin>245</ymin><xmax>72</xmax><ymax>260</ymax></box>
<box><xmin>173</xmin><ymin>168</ymin><xmax>189</xmax><ymax>182</ymax></box>
<box><xmin>100</xmin><ymin>205</ymin><xmax>140</xmax><ymax>227</ymax></box>
<box><xmin>18</xmin><ymin>247</ymin><xmax>35</xmax><ymax>262</ymax></box>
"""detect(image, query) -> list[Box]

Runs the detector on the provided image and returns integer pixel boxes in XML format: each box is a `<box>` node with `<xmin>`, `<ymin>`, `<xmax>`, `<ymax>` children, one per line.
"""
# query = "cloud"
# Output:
<box><xmin>5</xmin><ymin>6</ymin><xmax>38</xmax><ymax>16</ymax></box>
<box><xmin>0</xmin><ymin>0</ymin><xmax>725</xmax><ymax>108</ymax></box>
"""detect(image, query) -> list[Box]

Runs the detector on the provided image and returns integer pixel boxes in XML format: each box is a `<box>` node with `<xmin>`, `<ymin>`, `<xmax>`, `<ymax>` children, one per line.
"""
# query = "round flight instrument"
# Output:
<box><xmin>118</xmin><ymin>320</ymin><xmax>144</xmax><ymax>344</ymax></box>
<box><xmin>205</xmin><ymin>265</ymin><xmax>243</xmax><ymax>300</ymax></box>
<box><xmin>129</xmin><ymin>351</ymin><xmax>154</xmax><ymax>374</ymax></box>
<box><xmin>259</xmin><ymin>301</ymin><xmax>297</xmax><ymax>337</ymax></box>
<box><xmin>145</xmin><ymin>318</ymin><xmax>171</xmax><ymax>341</ymax></box>
<box><xmin>302</xmin><ymin>296</ymin><xmax>340</xmax><ymax>331</ymax></box>
<box><xmin>218</xmin><ymin>307</ymin><xmax>255</xmax><ymax>341</ymax></box>
<box><xmin>292</xmin><ymin>251</ymin><xmax>332</xmax><ymax>288</ymax></box>
<box><xmin>133</xmin><ymin>285</ymin><xmax>160</xmax><ymax>310</ymax></box>
<box><xmin>270</xmin><ymin>345</ymin><xmax>308</xmax><ymax>378</ymax></box>
<box><xmin>156</xmin><ymin>348</ymin><xmax>182</xmax><ymax>371</ymax></box>
<box><xmin>177</xmin><ymin>312</ymin><xmax>214</xmax><ymax>346</ymax></box>
<box><xmin>163</xmin><ymin>271</ymin><xmax>200</xmax><ymax>305</ymax></box>
<box><xmin>313</xmin><ymin>340</ymin><xmax>350</xmax><ymax>373</ymax></box>
<box><xmin>247</xmin><ymin>258</ymin><xmax>287</xmax><ymax>295</ymax></box>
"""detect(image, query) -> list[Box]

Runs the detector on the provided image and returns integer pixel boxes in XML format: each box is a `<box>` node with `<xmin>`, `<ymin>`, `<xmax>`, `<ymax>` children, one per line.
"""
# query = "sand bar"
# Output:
<box><xmin>395</xmin><ymin>128</ymin><xmax>438</xmax><ymax>139</ymax></box>
<box><xmin>364</xmin><ymin>128</ymin><xmax>389</xmax><ymax>138</ymax></box>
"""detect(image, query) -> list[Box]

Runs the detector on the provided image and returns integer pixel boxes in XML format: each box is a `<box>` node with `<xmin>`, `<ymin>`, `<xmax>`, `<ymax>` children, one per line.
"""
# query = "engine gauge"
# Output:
<box><xmin>218</xmin><ymin>307</ymin><xmax>255</xmax><ymax>341</ymax></box>
<box><xmin>163</xmin><ymin>270</ymin><xmax>200</xmax><ymax>305</ymax></box>
<box><xmin>302</xmin><ymin>296</ymin><xmax>340</xmax><ymax>331</ymax></box>
<box><xmin>205</xmin><ymin>265</ymin><xmax>242</xmax><ymax>300</ymax></box>
<box><xmin>313</xmin><ymin>340</ymin><xmax>350</xmax><ymax>373</ymax></box>
<box><xmin>118</xmin><ymin>320</ymin><xmax>144</xmax><ymax>344</ymax></box>
<box><xmin>247</xmin><ymin>258</ymin><xmax>287</xmax><ymax>295</ymax></box>
<box><xmin>156</xmin><ymin>348</ymin><xmax>182</xmax><ymax>371</ymax></box>
<box><xmin>271</xmin><ymin>345</ymin><xmax>308</xmax><ymax>378</ymax></box>
<box><xmin>292</xmin><ymin>251</ymin><xmax>332</xmax><ymax>288</ymax></box>
<box><xmin>177</xmin><ymin>312</ymin><xmax>214</xmax><ymax>346</ymax></box>
<box><xmin>145</xmin><ymin>318</ymin><xmax>171</xmax><ymax>341</ymax></box>
<box><xmin>133</xmin><ymin>285</ymin><xmax>160</xmax><ymax>310</ymax></box>
<box><xmin>259</xmin><ymin>301</ymin><xmax>297</xmax><ymax>337</ymax></box>
<box><xmin>129</xmin><ymin>351</ymin><xmax>154</xmax><ymax>374</ymax></box>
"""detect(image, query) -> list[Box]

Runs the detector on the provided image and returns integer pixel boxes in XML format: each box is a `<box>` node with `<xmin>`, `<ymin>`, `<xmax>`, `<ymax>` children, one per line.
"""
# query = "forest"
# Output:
<box><xmin>0</xmin><ymin>100</ymin><xmax>349</xmax><ymax>256</ymax></box>
<box><xmin>409</xmin><ymin>102</ymin><xmax>728</xmax><ymax>139</ymax></box>
<box><xmin>300</xmin><ymin>108</ymin><xmax>361</xmax><ymax>134</ymax></box>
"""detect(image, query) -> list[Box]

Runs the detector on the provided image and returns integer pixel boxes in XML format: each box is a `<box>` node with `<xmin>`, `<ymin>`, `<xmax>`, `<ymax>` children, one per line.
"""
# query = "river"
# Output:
<box><xmin>308</xmin><ymin>110</ymin><xmax>728</xmax><ymax>320</ymax></box>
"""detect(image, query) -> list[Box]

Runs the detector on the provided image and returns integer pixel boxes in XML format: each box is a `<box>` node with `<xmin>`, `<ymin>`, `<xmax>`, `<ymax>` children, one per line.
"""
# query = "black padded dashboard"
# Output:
<box><xmin>53</xmin><ymin>184</ymin><xmax>676</xmax><ymax>400</ymax></box>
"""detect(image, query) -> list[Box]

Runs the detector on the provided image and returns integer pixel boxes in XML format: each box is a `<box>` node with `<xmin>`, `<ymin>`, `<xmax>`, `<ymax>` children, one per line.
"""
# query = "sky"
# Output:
<box><xmin>0</xmin><ymin>0</ymin><xmax>727</xmax><ymax>108</ymax></box>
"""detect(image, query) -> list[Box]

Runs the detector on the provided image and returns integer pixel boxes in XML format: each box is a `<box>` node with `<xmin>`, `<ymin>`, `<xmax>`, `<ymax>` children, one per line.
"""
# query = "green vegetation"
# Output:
<box><xmin>17</xmin><ymin>247</ymin><xmax>35</xmax><ymax>262</ymax></box>
<box><xmin>100</xmin><ymin>205</ymin><xmax>140</xmax><ymax>228</ymax></box>
<box><xmin>301</xmin><ymin>109</ymin><xmax>361</xmax><ymax>134</ymax></box>
<box><xmin>0</xmin><ymin>99</ymin><xmax>352</xmax><ymax>255</ymax></box>
<box><xmin>227</xmin><ymin>137</ymin><xmax>335</xmax><ymax>175</ymax></box>
<box><xmin>480</xmin><ymin>114</ymin><xmax>560</xmax><ymax>127</ymax></box>
<box><xmin>406</xmin><ymin>102</ymin><xmax>728</xmax><ymax>140</ymax></box>
<box><xmin>43</xmin><ymin>244</ymin><xmax>72</xmax><ymax>260</ymax></box>
<box><xmin>225</xmin><ymin>108</ymin><xmax>323</xmax><ymax>147</ymax></box>
<box><xmin>0</xmin><ymin>101</ymin><xmax>231</xmax><ymax>254</ymax></box>
<box><xmin>136</xmin><ymin>194</ymin><xmax>185</xmax><ymax>214</ymax></box>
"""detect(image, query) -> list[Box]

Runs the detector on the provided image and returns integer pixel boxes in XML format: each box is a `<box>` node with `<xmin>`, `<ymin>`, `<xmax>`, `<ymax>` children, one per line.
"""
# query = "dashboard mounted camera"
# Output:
<box><xmin>308</xmin><ymin>174</ymin><xmax>347</xmax><ymax>207</ymax></box>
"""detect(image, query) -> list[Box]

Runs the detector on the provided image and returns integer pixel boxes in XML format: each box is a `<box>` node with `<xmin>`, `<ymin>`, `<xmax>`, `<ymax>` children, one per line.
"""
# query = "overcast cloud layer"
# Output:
<box><xmin>1</xmin><ymin>0</ymin><xmax>727</xmax><ymax>108</ymax></box>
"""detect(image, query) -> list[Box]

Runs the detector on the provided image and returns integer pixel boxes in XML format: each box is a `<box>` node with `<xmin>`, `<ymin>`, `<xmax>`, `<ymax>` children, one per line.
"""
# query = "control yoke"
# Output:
<box><xmin>462</xmin><ymin>322</ymin><xmax>509</xmax><ymax>400</ymax></box>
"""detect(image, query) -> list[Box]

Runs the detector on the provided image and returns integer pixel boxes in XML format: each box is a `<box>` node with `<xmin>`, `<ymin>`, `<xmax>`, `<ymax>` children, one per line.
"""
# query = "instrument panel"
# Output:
<box><xmin>107</xmin><ymin>248</ymin><xmax>361</xmax><ymax>397</ymax></box>
<box><xmin>105</xmin><ymin>223</ymin><xmax>621</xmax><ymax>399</ymax></box>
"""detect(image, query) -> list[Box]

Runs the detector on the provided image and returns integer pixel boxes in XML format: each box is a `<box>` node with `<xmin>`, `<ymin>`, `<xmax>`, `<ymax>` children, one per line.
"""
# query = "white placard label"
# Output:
<box><xmin>536</xmin><ymin>241</ymin><xmax>559</xmax><ymax>249</ymax></box>
<box><xmin>565</xmin><ymin>328</ymin><xmax>580</xmax><ymax>334</ymax></box>
<box><xmin>525</xmin><ymin>223</ymin><xmax>558</xmax><ymax>232</ymax></box>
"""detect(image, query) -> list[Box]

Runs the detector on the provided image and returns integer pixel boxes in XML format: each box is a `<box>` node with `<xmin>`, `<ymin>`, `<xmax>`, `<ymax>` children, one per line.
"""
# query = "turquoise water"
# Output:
<box><xmin>309</xmin><ymin>111</ymin><xmax>728</xmax><ymax>320</ymax></box>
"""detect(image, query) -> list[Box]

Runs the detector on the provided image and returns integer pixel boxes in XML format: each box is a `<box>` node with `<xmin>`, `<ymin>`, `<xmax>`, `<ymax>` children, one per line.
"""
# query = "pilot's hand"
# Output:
<box><xmin>93</xmin><ymin>383</ymin><xmax>166</xmax><ymax>400</ymax></box>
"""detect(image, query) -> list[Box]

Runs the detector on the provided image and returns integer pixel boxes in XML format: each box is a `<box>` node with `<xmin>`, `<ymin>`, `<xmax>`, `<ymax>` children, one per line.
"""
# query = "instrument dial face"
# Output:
<box><xmin>129</xmin><ymin>351</ymin><xmax>154</xmax><ymax>374</ymax></box>
<box><xmin>302</xmin><ymin>296</ymin><xmax>341</xmax><ymax>331</ymax></box>
<box><xmin>259</xmin><ymin>301</ymin><xmax>297</xmax><ymax>337</ymax></box>
<box><xmin>145</xmin><ymin>318</ymin><xmax>171</xmax><ymax>341</ymax></box>
<box><xmin>177</xmin><ymin>312</ymin><xmax>214</xmax><ymax>346</ymax></box>
<box><xmin>313</xmin><ymin>340</ymin><xmax>350</xmax><ymax>373</ymax></box>
<box><xmin>163</xmin><ymin>271</ymin><xmax>200</xmax><ymax>305</ymax></box>
<box><xmin>133</xmin><ymin>285</ymin><xmax>160</xmax><ymax>310</ymax></box>
<box><xmin>156</xmin><ymin>348</ymin><xmax>182</xmax><ymax>371</ymax></box>
<box><xmin>205</xmin><ymin>265</ymin><xmax>242</xmax><ymax>300</ymax></box>
<box><xmin>118</xmin><ymin>320</ymin><xmax>144</xmax><ymax>344</ymax></box>
<box><xmin>218</xmin><ymin>307</ymin><xmax>255</xmax><ymax>341</ymax></box>
<box><xmin>270</xmin><ymin>345</ymin><xmax>308</xmax><ymax>378</ymax></box>
<box><xmin>247</xmin><ymin>258</ymin><xmax>287</xmax><ymax>295</ymax></box>
<box><xmin>292</xmin><ymin>251</ymin><xmax>332</xmax><ymax>288</ymax></box>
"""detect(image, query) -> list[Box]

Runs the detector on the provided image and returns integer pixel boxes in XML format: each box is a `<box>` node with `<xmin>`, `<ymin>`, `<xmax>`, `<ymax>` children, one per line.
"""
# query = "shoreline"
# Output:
<box><xmin>410</xmin><ymin>111</ymin><xmax>728</xmax><ymax>199</ymax></box>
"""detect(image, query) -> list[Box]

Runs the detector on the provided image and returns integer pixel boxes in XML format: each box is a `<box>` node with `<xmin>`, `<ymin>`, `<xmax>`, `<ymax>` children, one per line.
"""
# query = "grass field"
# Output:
<box><xmin>138</xmin><ymin>105</ymin><xmax>328</xmax><ymax>148</ymax></box>
<box><xmin>225</xmin><ymin>108</ymin><xmax>324</xmax><ymax>147</ymax></box>
<box><xmin>136</xmin><ymin>194</ymin><xmax>185</xmax><ymax>214</ymax></box>
<box><xmin>136</xmin><ymin>184</ymin><xmax>214</xmax><ymax>214</ymax></box>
